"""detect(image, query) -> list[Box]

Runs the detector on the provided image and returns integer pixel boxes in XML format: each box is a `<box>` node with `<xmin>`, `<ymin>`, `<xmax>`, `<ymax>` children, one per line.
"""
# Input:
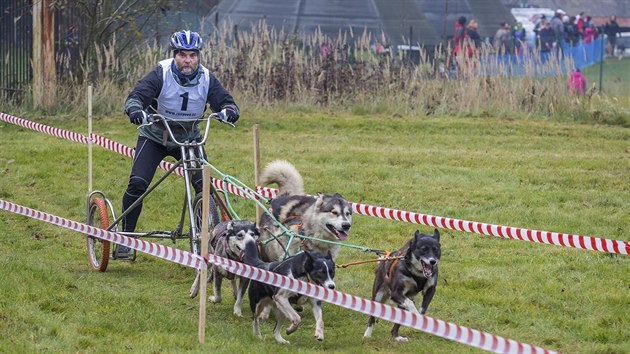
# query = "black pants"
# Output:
<box><xmin>121</xmin><ymin>136</ymin><xmax>204</xmax><ymax>232</ymax></box>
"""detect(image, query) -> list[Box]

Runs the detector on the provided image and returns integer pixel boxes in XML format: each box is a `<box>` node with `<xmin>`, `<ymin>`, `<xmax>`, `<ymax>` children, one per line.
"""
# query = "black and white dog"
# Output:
<box><xmin>258</xmin><ymin>160</ymin><xmax>352</xmax><ymax>261</ymax></box>
<box><xmin>241</xmin><ymin>237</ymin><xmax>336</xmax><ymax>344</ymax></box>
<box><xmin>363</xmin><ymin>229</ymin><xmax>441</xmax><ymax>342</ymax></box>
<box><xmin>189</xmin><ymin>220</ymin><xmax>260</xmax><ymax>317</ymax></box>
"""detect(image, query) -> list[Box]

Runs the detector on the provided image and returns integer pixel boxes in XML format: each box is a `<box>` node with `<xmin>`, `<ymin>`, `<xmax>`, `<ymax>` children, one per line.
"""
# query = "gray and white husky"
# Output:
<box><xmin>258</xmin><ymin>160</ymin><xmax>352</xmax><ymax>261</ymax></box>
<box><xmin>363</xmin><ymin>229</ymin><xmax>441</xmax><ymax>342</ymax></box>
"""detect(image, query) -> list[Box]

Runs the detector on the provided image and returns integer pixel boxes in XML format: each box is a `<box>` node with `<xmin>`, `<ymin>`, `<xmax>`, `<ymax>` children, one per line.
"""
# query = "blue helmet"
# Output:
<box><xmin>170</xmin><ymin>30</ymin><xmax>203</xmax><ymax>51</ymax></box>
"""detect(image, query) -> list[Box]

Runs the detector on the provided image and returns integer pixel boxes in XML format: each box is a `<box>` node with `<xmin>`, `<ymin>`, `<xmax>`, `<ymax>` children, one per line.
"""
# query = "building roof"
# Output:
<box><xmin>210</xmin><ymin>0</ymin><xmax>514</xmax><ymax>47</ymax></box>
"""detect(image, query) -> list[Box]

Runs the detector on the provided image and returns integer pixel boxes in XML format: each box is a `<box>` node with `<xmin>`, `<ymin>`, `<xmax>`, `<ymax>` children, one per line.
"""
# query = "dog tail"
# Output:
<box><xmin>260</xmin><ymin>160</ymin><xmax>304</xmax><ymax>195</ymax></box>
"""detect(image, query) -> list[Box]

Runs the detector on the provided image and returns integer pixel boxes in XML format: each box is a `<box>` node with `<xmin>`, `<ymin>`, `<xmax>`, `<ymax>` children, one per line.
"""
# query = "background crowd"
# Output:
<box><xmin>451</xmin><ymin>10</ymin><xmax>622</xmax><ymax>56</ymax></box>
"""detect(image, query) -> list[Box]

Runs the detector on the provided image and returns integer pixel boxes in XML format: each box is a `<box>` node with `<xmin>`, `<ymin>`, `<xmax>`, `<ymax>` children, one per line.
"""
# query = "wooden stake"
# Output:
<box><xmin>87</xmin><ymin>85</ymin><xmax>93</xmax><ymax>193</ymax></box>
<box><xmin>253</xmin><ymin>124</ymin><xmax>262</xmax><ymax>225</ymax></box>
<box><xmin>198</xmin><ymin>165</ymin><xmax>211</xmax><ymax>343</ymax></box>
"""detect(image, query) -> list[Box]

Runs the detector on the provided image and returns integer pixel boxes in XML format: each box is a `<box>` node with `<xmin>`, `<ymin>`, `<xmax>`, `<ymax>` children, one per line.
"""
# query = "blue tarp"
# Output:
<box><xmin>479</xmin><ymin>37</ymin><xmax>605</xmax><ymax>77</ymax></box>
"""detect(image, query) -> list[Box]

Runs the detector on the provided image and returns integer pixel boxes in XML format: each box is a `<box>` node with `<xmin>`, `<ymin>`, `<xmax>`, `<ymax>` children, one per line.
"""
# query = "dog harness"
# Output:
<box><xmin>386</xmin><ymin>251</ymin><xmax>401</xmax><ymax>281</ymax></box>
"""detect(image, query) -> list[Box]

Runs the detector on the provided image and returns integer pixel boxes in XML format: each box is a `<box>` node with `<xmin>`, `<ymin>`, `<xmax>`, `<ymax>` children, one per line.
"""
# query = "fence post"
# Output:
<box><xmin>253</xmin><ymin>124</ymin><xmax>262</xmax><ymax>226</ymax></box>
<box><xmin>198</xmin><ymin>165</ymin><xmax>211</xmax><ymax>343</ymax></box>
<box><xmin>32</xmin><ymin>0</ymin><xmax>56</xmax><ymax>109</ymax></box>
<box><xmin>599</xmin><ymin>31</ymin><xmax>614</xmax><ymax>93</ymax></box>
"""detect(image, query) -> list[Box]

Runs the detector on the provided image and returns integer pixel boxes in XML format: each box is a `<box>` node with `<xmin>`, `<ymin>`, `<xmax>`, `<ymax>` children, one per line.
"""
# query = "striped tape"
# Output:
<box><xmin>0</xmin><ymin>199</ymin><xmax>555</xmax><ymax>353</ymax></box>
<box><xmin>2</xmin><ymin>112</ymin><xmax>628</xmax><ymax>255</ymax></box>
<box><xmin>0</xmin><ymin>199</ymin><xmax>203</xmax><ymax>270</ymax></box>
<box><xmin>256</xmin><ymin>186</ymin><xmax>630</xmax><ymax>255</ymax></box>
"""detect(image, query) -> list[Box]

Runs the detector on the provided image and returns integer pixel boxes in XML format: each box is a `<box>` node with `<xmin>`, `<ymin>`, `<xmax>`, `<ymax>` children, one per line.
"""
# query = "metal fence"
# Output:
<box><xmin>1</xmin><ymin>0</ymin><xmax>32</xmax><ymax>101</ymax></box>
<box><xmin>1</xmin><ymin>0</ymin><xmax>81</xmax><ymax>102</ymax></box>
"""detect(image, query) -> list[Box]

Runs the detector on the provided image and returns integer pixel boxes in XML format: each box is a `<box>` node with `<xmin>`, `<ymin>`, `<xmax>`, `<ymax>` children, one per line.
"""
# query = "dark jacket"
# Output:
<box><xmin>125</xmin><ymin>62</ymin><xmax>238</xmax><ymax>148</ymax></box>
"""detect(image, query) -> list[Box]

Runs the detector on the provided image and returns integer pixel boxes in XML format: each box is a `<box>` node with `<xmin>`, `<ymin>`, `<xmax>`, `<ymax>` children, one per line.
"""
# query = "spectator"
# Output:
<box><xmin>567</xmin><ymin>68</ymin><xmax>587</xmax><ymax>94</ymax></box>
<box><xmin>565</xmin><ymin>16</ymin><xmax>580</xmax><ymax>47</ymax></box>
<box><xmin>533</xmin><ymin>14</ymin><xmax>546</xmax><ymax>45</ymax></box>
<box><xmin>513</xmin><ymin>22</ymin><xmax>526</xmax><ymax>54</ymax></box>
<box><xmin>583</xmin><ymin>22</ymin><xmax>597</xmax><ymax>45</ymax></box>
<box><xmin>577</xmin><ymin>12</ymin><xmax>586</xmax><ymax>38</ymax></box>
<box><xmin>538</xmin><ymin>21</ymin><xmax>555</xmax><ymax>52</ymax></box>
<box><xmin>494</xmin><ymin>22</ymin><xmax>511</xmax><ymax>53</ymax></box>
<box><xmin>550</xmin><ymin>10</ymin><xmax>565</xmax><ymax>48</ymax></box>
<box><xmin>453</xmin><ymin>16</ymin><xmax>468</xmax><ymax>56</ymax></box>
<box><xmin>604</xmin><ymin>16</ymin><xmax>621</xmax><ymax>55</ymax></box>
<box><xmin>467</xmin><ymin>19</ymin><xmax>482</xmax><ymax>49</ymax></box>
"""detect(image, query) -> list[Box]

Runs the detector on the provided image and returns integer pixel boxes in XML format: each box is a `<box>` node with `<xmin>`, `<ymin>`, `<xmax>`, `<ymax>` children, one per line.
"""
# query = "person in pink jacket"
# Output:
<box><xmin>567</xmin><ymin>68</ymin><xmax>587</xmax><ymax>94</ymax></box>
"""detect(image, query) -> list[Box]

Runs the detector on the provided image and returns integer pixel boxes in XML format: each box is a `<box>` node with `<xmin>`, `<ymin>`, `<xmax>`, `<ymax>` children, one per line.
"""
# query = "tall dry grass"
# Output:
<box><xmin>17</xmin><ymin>20</ymin><xmax>629</xmax><ymax>126</ymax></box>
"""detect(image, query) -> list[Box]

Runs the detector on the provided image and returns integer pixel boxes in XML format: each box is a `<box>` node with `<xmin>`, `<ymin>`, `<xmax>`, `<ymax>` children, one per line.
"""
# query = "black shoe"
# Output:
<box><xmin>113</xmin><ymin>245</ymin><xmax>135</xmax><ymax>260</ymax></box>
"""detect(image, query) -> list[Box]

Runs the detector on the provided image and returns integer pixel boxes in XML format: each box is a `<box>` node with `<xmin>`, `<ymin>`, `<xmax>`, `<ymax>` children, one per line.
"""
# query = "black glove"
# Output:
<box><xmin>222</xmin><ymin>105</ymin><xmax>239</xmax><ymax>124</ymax></box>
<box><xmin>128</xmin><ymin>109</ymin><xmax>148</xmax><ymax>125</ymax></box>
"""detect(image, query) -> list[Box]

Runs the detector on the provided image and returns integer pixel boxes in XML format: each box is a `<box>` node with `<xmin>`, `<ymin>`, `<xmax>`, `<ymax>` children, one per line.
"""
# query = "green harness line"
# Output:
<box><xmin>200</xmin><ymin>159</ymin><xmax>384</xmax><ymax>258</ymax></box>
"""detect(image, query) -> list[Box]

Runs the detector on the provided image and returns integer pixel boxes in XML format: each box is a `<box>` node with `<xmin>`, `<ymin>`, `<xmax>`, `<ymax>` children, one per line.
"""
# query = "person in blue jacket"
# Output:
<box><xmin>117</xmin><ymin>30</ymin><xmax>239</xmax><ymax>259</ymax></box>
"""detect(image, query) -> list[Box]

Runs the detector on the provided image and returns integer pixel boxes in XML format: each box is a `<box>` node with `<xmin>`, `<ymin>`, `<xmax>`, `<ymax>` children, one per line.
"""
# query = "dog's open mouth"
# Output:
<box><xmin>422</xmin><ymin>260</ymin><xmax>435</xmax><ymax>278</ymax></box>
<box><xmin>325</xmin><ymin>224</ymin><xmax>348</xmax><ymax>241</ymax></box>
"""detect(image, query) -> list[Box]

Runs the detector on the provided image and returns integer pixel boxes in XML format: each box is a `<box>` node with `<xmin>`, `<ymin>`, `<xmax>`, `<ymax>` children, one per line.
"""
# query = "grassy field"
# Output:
<box><xmin>581</xmin><ymin>57</ymin><xmax>630</xmax><ymax>96</ymax></box>
<box><xmin>0</xmin><ymin>110</ymin><xmax>629</xmax><ymax>353</ymax></box>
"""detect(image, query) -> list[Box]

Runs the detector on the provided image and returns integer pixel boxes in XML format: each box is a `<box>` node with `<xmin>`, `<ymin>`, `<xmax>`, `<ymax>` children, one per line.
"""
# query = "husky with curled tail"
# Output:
<box><xmin>258</xmin><ymin>160</ymin><xmax>353</xmax><ymax>262</ymax></box>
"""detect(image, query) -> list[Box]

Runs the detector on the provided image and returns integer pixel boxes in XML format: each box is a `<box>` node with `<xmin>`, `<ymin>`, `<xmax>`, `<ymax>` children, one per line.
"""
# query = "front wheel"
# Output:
<box><xmin>86</xmin><ymin>198</ymin><xmax>111</xmax><ymax>271</ymax></box>
<box><xmin>189</xmin><ymin>192</ymin><xmax>230</xmax><ymax>298</ymax></box>
<box><xmin>190</xmin><ymin>193</ymin><xmax>220</xmax><ymax>257</ymax></box>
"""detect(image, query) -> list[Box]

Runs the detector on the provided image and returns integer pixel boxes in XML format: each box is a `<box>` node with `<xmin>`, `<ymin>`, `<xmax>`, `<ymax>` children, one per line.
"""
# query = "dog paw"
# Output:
<box><xmin>315</xmin><ymin>333</ymin><xmax>324</xmax><ymax>341</ymax></box>
<box><xmin>233</xmin><ymin>307</ymin><xmax>242</xmax><ymax>317</ymax></box>
<box><xmin>394</xmin><ymin>336</ymin><xmax>409</xmax><ymax>342</ymax></box>
<box><xmin>208</xmin><ymin>295</ymin><xmax>221</xmax><ymax>303</ymax></box>
<box><xmin>276</xmin><ymin>338</ymin><xmax>290</xmax><ymax>345</ymax></box>
<box><xmin>286</xmin><ymin>321</ymin><xmax>300</xmax><ymax>335</ymax></box>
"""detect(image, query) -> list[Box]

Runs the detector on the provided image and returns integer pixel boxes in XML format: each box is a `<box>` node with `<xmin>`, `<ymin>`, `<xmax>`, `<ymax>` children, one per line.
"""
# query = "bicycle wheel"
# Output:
<box><xmin>190</xmin><ymin>193</ymin><xmax>220</xmax><ymax>257</ymax></box>
<box><xmin>86</xmin><ymin>197</ymin><xmax>111</xmax><ymax>272</ymax></box>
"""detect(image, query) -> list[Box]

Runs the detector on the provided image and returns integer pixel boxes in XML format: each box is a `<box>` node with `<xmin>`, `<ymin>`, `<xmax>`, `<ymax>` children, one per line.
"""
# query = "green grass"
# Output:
<box><xmin>581</xmin><ymin>57</ymin><xmax>630</xmax><ymax>96</ymax></box>
<box><xmin>0</xmin><ymin>111</ymin><xmax>629</xmax><ymax>353</ymax></box>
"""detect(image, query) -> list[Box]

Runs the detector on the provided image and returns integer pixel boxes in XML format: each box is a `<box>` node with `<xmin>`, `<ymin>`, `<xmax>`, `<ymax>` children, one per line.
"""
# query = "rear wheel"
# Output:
<box><xmin>86</xmin><ymin>198</ymin><xmax>111</xmax><ymax>272</ymax></box>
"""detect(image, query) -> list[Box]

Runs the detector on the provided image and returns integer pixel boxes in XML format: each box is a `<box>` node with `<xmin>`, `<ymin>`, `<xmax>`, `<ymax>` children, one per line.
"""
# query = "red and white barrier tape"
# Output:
<box><xmin>2</xmin><ymin>112</ymin><xmax>628</xmax><ymax>255</ymax></box>
<box><xmin>257</xmin><ymin>186</ymin><xmax>630</xmax><ymax>255</ymax></box>
<box><xmin>0</xmin><ymin>198</ymin><xmax>555</xmax><ymax>353</ymax></box>
<box><xmin>0</xmin><ymin>199</ymin><xmax>203</xmax><ymax>270</ymax></box>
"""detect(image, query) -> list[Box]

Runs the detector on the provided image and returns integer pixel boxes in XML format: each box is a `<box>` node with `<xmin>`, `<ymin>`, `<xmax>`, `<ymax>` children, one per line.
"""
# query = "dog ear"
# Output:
<box><xmin>315</xmin><ymin>193</ymin><xmax>324</xmax><ymax>207</ymax></box>
<box><xmin>433</xmin><ymin>228</ymin><xmax>440</xmax><ymax>242</ymax></box>
<box><xmin>226</xmin><ymin>221</ymin><xmax>234</xmax><ymax>232</ymax></box>
<box><xmin>412</xmin><ymin>230</ymin><xmax>422</xmax><ymax>245</ymax></box>
<box><xmin>333</xmin><ymin>192</ymin><xmax>345</xmax><ymax>199</ymax></box>
<box><xmin>303</xmin><ymin>250</ymin><xmax>314</xmax><ymax>269</ymax></box>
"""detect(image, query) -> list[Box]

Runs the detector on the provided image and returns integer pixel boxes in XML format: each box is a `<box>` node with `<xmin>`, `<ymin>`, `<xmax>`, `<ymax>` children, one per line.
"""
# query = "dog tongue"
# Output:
<box><xmin>422</xmin><ymin>263</ymin><xmax>433</xmax><ymax>278</ymax></box>
<box><xmin>337</xmin><ymin>231</ymin><xmax>348</xmax><ymax>241</ymax></box>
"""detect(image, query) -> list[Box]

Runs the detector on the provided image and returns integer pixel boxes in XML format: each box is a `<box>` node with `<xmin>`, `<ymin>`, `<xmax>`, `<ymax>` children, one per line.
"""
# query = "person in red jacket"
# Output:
<box><xmin>453</xmin><ymin>16</ymin><xmax>468</xmax><ymax>56</ymax></box>
<box><xmin>567</xmin><ymin>68</ymin><xmax>587</xmax><ymax>94</ymax></box>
